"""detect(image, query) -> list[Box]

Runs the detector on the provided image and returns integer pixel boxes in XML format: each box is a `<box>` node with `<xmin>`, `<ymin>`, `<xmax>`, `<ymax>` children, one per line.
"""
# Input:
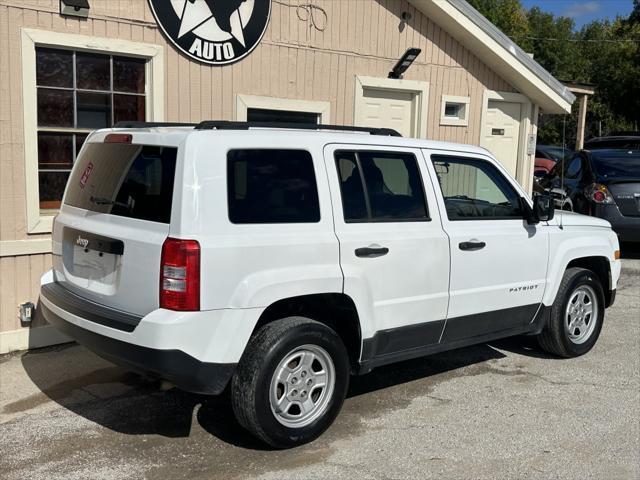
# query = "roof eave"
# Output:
<box><xmin>408</xmin><ymin>0</ymin><xmax>575</xmax><ymax>114</ymax></box>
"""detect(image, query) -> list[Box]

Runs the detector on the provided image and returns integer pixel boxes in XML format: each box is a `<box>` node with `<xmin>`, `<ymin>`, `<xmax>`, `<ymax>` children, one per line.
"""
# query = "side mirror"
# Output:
<box><xmin>532</xmin><ymin>193</ymin><xmax>555</xmax><ymax>223</ymax></box>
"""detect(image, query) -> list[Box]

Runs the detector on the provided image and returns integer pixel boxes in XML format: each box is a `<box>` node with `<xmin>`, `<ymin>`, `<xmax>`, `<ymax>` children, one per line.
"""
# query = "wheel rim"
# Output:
<box><xmin>564</xmin><ymin>285</ymin><xmax>598</xmax><ymax>345</ymax></box>
<box><xmin>269</xmin><ymin>344</ymin><xmax>335</xmax><ymax>429</ymax></box>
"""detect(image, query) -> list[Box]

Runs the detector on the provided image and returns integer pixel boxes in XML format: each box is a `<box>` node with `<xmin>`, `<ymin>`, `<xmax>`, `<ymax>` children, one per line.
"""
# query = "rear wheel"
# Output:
<box><xmin>231</xmin><ymin>317</ymin><xmax>349</xmax><ymax>448</ymax></box>
<box><xmin>537</xmin><ymin>267</ymin><xmax>605</xmax><ymax>357</ymax></box>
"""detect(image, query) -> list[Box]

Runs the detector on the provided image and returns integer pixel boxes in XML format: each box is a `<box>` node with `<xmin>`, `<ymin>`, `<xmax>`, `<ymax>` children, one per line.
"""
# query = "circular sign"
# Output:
<box><xmin>149</xmin><ymin>0</ymin><xmax>271</xmax><ymax>66</ymax></box>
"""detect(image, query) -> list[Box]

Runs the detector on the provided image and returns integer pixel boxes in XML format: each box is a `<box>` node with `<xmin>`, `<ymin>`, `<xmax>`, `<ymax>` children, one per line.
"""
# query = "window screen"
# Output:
<box><xmin>335</xmin><ymin>151</ymin><xmax>428</xmax><ymax>222</ymax></box>
<box><xmin>228</xmin><ymin>149</ymin><xmax>320</xmax><ymax>224</ymax></box>
<box><xmin>431</xmin><ymin>156</ymin><xmax>522</xmax><ymax>220</ymax></box>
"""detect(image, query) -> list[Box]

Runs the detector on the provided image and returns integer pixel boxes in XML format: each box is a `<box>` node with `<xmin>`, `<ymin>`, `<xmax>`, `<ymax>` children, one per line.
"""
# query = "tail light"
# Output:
<box><xmin>160</xmin><ymin>238</ymin><xmax>200</xmax><ymax>311</ymax></box>
<box><xmin>585</xmin><ymin>184</ymin><xmax>614</xmax><ymax>204</ymax></box>
<box><xmin>105</xmin><ymin>133</ymin><xmax>132</xmax><ymax>144</ymax></box>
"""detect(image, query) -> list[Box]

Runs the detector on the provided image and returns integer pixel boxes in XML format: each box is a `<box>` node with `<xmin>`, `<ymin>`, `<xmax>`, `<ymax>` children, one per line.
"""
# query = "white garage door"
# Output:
<box><xmin>481</xmin><ymin>100</ymin><xmax>521</xmax><ymax>177</ymax></box>
<box><xmin>355</xmin><ymin>88</ymin><xmax>417</xmax><ymax>138</ymax></box>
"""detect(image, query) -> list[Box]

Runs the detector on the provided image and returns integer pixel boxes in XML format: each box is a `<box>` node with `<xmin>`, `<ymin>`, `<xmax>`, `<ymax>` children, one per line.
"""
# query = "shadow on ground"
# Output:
<box><xmin>13</xmin><ymin>338</ymin><xmax>539</xmax><ymax>449</ymax></box>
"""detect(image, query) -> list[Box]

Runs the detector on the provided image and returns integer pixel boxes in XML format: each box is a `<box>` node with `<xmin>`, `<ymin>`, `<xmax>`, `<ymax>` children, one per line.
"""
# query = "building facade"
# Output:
<box><xmin>0</xmin><ymin>0</ymin><xmax>574</xmax><ymax>352</ymax></box>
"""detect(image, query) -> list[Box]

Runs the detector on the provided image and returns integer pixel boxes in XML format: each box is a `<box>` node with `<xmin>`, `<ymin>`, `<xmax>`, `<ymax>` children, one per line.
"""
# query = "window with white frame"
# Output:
<box><xmin>21</xmin><ymin>29</ymin><xmax>164</xmax><ymax>235</ymax></box>
<box><xmin>36</xmin><ymin>47</ymin><xmax>147</xmax><ymax>211</ymax></box>
<box><xmin>440</xmin><ymin>95</ymin><xmax>470</xmax><ymax>127</ymax></box>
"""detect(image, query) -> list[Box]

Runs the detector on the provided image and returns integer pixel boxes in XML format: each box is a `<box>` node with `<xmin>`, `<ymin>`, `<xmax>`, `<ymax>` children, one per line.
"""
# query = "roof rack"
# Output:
<box><xmin>194</xmin><ymin>121</ymin><xmax>402</xmax><ymax>137</ymax></box>
<box><xmin>113</xmin><ymin>121</ymin><xmax>197</xmax><ymax>128</ymax></box>
<box><xmin>112</xmin><ymin>120</ymin><xmax>403</xmax><ymax>137</ymax></box>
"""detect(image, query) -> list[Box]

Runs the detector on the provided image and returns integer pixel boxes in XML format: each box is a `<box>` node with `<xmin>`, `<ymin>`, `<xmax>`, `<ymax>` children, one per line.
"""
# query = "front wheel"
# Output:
<box><xmin>231</xmin><ymin>317</ymin><xmax>349</xmax><ymax>448</ymax></box>
<box><xmin>537</xmin><ymin>267</ymin><xmax>605</xmax><ymax>357</ymax></box>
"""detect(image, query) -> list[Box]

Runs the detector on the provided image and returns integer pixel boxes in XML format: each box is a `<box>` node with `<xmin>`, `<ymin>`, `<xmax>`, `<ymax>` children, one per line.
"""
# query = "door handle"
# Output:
<box><xmin>459</xmin><ymin>241</ymin><xmax>486</xmax><ymax>251</ymax></box>
<box><xmin>355</xmin><ymin>246</ymin><xmax>389</xmax><ymax>258</ymax></box>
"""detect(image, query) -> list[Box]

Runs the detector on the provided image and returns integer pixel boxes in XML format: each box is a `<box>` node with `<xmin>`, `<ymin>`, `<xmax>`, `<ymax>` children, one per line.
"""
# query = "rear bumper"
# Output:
<box><xmin>39</xmin><ymin>279</ymin><xmax>262</xmax><ymax>395</ymax></box>
<box><xmin>595</xmin><ymin>205</ymin><xmax>640</xmax><ymax>242</ymax></box>
<box><xmin>42</xmin><ymin>299</ymin><xmax>235</xmax><ymax>394</ymax></box>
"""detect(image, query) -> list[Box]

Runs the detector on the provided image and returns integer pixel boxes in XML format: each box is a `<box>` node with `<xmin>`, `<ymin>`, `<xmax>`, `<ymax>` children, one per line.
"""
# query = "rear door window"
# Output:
<box><xmin>227</xmin><ymin>149</ymin><xmax>320</xmax><ymax>224</ymax></box>
<box><xmin>335</xmin><ymin>151</ymin><xmax>428</xmax><ymax>222</ymax></box>
<box><xmin>64</xmin><ymin>143</ymin><xmax>177</xmax><ymax>224</ymax></box>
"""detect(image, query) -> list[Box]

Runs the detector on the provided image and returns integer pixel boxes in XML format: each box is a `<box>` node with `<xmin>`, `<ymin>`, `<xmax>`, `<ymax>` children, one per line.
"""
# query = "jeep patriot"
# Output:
<box><xmin>40</xmin><ymin>122</ymin><xmax>621</xmax><ymax>448</ymax></box>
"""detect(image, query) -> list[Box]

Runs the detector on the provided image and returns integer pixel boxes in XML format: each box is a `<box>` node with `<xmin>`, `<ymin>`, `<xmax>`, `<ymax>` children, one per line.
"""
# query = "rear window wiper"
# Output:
<box><xmin>90</xmin><ymin>196</ymin><xmax>135</xmax><ymax>211</ymax></box>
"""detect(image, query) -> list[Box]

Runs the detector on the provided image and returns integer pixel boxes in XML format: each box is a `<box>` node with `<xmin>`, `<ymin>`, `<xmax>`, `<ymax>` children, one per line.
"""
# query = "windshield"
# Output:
<box><xmin>591</xmin><ymin>150</ymin><xmax>640</xmax><ymax>179</ymax></box>
<box><xmin>64</xmin><ymin>142</ymin><xmax>178</xmax><ymax>223</ymax></box>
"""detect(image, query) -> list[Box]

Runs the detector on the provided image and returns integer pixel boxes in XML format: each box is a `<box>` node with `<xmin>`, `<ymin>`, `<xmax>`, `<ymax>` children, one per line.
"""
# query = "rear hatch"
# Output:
<box><xmin>52</xmin><ymin>133</ymin><xmax>180</xmax><ymax>316</ymax></box>
<box><xmin>608</xmin><ymin>181</ymin><xmax>640</xmax><ymax>217</ymax></box>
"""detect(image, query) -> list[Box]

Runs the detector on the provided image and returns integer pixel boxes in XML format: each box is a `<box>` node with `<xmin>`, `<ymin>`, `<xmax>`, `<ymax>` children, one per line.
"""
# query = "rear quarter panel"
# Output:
<box><xmin>174</xmin><ymin>133</ymin><xmax>343</xmax><ymax>310</ymax></box>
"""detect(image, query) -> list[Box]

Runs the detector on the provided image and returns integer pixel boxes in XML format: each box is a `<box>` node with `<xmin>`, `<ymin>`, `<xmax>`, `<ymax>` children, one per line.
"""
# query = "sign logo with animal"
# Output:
<box><xmin>149</xmin><ymin>0</ymin><xmax>272</xmax><ymax>65</ymax></box>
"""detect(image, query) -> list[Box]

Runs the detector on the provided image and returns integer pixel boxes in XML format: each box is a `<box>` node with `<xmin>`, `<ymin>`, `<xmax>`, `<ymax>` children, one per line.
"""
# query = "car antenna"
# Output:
<box><xmin>559</xmin><ymin>113</ymin><xmax>566</xmax><ymax>230</ymax></box>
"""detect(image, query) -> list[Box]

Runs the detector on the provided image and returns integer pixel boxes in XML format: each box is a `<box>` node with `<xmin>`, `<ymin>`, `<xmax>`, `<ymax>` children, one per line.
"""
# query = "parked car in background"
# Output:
<box><xmin>585</xmin><ymin>133</ymin><xmax>640</xmax><ymax>150</ymax></box>
<box><xmin>539</xmin><ymin>149</ymin><xmax>640</xmax><ymax>243</ymax></box>
<box><xmin>534</xmin><ymin>145</ymin><xmax>574</xmax><ymax>178</ymax></box>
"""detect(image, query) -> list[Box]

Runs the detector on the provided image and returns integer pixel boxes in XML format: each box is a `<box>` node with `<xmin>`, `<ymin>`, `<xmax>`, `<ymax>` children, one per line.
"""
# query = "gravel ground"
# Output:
<box><xmin>1</xmin><ymin>260</ymin><xmax>639</xmax><ymax>480</ymax></box>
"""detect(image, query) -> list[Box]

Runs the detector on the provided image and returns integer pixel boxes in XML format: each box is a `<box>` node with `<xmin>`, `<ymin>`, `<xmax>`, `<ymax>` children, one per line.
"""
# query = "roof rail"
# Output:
<box><xmin>607</xmin><ymin>131</ymin><xmax>640</xmax><ymax>137</ymax></box>
<box><xmin>194</xmin><ymin>121</ymin><xmax>402</xmax><ymax>137</ymax></box>
<box><xmin>113</xmin><ymin>121</ymin><xmax>197</xmax><ymax>128</ymax></box>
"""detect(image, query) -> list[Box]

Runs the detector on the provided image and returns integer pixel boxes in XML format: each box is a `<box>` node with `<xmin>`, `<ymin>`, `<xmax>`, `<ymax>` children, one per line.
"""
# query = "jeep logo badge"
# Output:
<box><xmin>76</xmin><ymin>236</ymin><xmax>89</xmax><ymax>248</ymax></box>
<box><xmin>148</xmin><ymin>0</ymin><xmax>272</xmax><ymax>66</ymax></box>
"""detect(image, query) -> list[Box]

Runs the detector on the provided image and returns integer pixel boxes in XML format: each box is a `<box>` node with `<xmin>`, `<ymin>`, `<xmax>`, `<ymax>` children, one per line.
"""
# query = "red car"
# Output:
<box><xmin>534</xmin><ymin>145</ymin><xmax>574</xmax><ymax>179</ymax></box>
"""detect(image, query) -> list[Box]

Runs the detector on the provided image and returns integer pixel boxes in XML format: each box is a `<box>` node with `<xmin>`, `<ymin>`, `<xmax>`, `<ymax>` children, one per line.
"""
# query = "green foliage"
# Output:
<box><xmin>467</xmin><ymin>0</ymin><xmax>533</xmax><ymax>50</ymax></box>
<box><xmin>471</xmin><ymin>0</ymin><xmax>640</xmax><ymax>146</ymax></box>
<box><xmin>631</xmin><ymin>0</ymin><xmax>640</xmax><ymax>23</ymax></box>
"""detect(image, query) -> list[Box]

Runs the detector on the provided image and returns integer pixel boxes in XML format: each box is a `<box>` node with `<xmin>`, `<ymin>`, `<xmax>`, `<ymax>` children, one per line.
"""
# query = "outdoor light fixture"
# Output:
<box><xmin>388</xmin><ymin>48</ymin><xmax>422</xmax><ymax>79</ymax></box>
<box><xmin>60</xmin><ymin>0</ymin><xmax>90</xmax><ymax>18</ymax></box>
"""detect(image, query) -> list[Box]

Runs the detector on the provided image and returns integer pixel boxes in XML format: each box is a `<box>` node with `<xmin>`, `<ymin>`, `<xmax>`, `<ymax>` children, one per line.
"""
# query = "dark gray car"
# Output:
<box><xmin>540</xmin><ymin>149</ymin><xmax>640</xmax><ymax>243</ymax></box>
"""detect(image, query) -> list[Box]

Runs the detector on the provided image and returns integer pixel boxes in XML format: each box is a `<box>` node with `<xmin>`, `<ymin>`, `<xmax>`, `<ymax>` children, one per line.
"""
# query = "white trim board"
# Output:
<box><xmin>0</xmin><ymin>239</ymin><xmax>52</xmax><ymax>257</ymax></box>
<box><xmin>21</xmin><ymin>28</ymin><xmax>166</xmax><ymax>234</ymax></box>
<box><xmin>235</xmin><ymin>95</ymin><xmax>331</xmax><ymax>123</ymax></box>
<box><xmin>354</xmin><ymin>76</ymin><xmax>430</xmax><ymax>139</ymax></box>
<box><xmin>0</xmin><ymin>326</ymin><xmax>71</xmax><ymax>355</ymax></box>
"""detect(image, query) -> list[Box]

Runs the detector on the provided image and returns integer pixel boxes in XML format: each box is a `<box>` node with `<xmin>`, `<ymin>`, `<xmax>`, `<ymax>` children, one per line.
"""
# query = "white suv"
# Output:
<box><xmin>40</xmin><ymin>122</ymin><xmax>621</xmax><ymax>448</ymax></box>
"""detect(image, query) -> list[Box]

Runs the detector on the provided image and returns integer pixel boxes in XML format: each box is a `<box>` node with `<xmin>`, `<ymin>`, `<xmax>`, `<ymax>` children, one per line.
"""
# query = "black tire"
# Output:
<box><xmin>537</xmin><ymin>267</ymin><xmax>605</xmax><ymax>357</ymax></box>
<box><xmin>231</xmin><ymin>317</ymin><xmax>349</xmax><ymax>448</ymax></box>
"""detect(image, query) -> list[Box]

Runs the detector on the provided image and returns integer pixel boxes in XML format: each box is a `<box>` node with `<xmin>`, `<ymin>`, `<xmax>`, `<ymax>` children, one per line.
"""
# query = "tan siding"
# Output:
<box><xmin>0</xmin><ymin>0</ymin><xmax>520</xmax><ymax>335</ymax></box>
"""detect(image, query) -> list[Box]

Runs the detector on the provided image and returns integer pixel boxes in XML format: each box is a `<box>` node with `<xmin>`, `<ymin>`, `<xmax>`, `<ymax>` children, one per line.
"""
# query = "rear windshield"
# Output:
<box><xmin>64</xmin><ymin>143</ymin><xmax>177</xmax><ymax>224</ymax></box>
<box><xmin>591</xmin><ymin>150</ymin><xmax>640</xmax><ymax>179</ymax></box>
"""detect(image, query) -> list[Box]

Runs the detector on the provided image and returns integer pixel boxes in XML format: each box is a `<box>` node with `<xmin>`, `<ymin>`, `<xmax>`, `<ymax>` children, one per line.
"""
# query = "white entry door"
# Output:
<box><xmin>481</xmin><ymin>100</ymin><xmax>521</xmax><ymax>177</ymax></box>
<box><xmin>355</xmin><ymin>88</ymin><xmax>416</xmax><ymax>138</ymax></box>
